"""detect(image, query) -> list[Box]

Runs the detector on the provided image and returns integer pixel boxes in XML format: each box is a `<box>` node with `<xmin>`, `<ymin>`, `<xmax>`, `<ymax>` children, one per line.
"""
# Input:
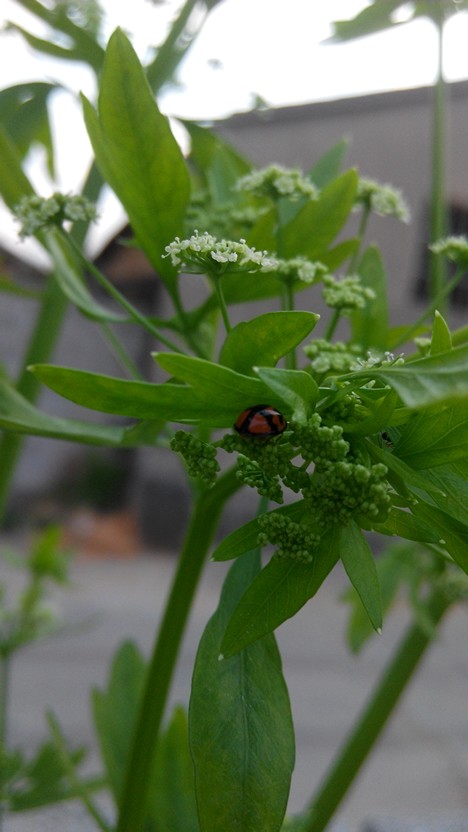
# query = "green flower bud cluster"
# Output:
<box><xmin>273</xmin><ymin>257</ymin><xmax>328</xmax><ymax>286</ymax></box>
<box><xmin>235</xmin><ymin>164</ymin><xmax>319</xmax><ymax>202</ymax></box>
<box><xmin>431</xmin><ymin>235</ymin><xmax>468</xmax><ymax>267</ymax></box>
<box><xmin>220</xmin><ymin>433</ymin><xmax>308</xmax><ymax>502</ymax></box>
<box><xmin>257</xmin><ymin>513</ymin><xmax>319</xmax><ymax>563</ymax></box>
<box><xmin>186</xmin><ymin>192</ymin><xmax>267</xmax><ymax>239</ymax></box>
<box><xmin>170</xmin><ymin>430</ymin><xmax>220</xmax><ymax>486</ymax></box>
<box><xmin>322</xmin><ymin>274</ymin><xmax>375</xmax><ymax>313</ymax></box>
<box><xmin>14</xmin><ymin>193</ymin><xmax>98</xmax><ymax>239</ymax></box>
<box><xmin>355</xmin><ymin>177</ymin><xmax>410</xmax><ymax>222</ymax></box>
<box><xmin>235</xmin><ymin>456</ymin><xmax>284</xmax><ymax>503</ymax></box>
<box><xmin>304</xmin><ymin>339</ymin><xmax>363</xmax><ymax>378</ymax></box>
<box><xmin>291</xmin><ymin>413</ymin><xmax>349</xmax><ymax>471</ymax></box>
<box><xmin>305</xmin><ymin>458</ymin><xmax>390</xmax><ymax>527</ymax></box>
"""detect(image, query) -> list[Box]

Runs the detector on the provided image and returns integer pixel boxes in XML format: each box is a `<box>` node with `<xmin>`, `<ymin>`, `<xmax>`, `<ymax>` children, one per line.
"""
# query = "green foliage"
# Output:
<box><xmin>190</xmin><ymin>549</ymin><xmax>295</xmax><ymax>832</ymax></box>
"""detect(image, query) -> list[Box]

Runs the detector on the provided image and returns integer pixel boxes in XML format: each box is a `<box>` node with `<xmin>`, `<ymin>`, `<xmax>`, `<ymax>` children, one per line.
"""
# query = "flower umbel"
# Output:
<box><xmin>164</xmin><ymin>230</ymin><xmax>278</xmax><ymax>275</ymax></box>
<box><xmin>355</xmin><ymin>177</ymin><xmax>410</xmax><ymax>222</ymax></box>
<box><xmin>273</xmin><ymin>257</ymin><xmax>328</xmax><ymax>286</ymax></box>
<box><xmin>322</xmin><ymin>274</ymin><xmax>376</xmax><ymax>313</ymax></box>
<box><xmin>431</xmin><ymin>235</ymin><xmax>468</xmax><ymax>266</ymax></box>
<box><xmin>235</xmin><ymin>164</ymin><xmax>319</xmax><ymax>202</ymax></box>
<box><xmin>14</xmin><ymin>193</ymin><xmax>98</xmax><ymax>239</ymax></box>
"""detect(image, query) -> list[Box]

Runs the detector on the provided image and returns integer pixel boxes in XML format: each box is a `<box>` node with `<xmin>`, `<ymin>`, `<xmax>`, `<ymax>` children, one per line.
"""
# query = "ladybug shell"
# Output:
<box><xmin>234</xmin><ymin>404</ymin><xmax>287</xmax><ymax>437</ymax></box>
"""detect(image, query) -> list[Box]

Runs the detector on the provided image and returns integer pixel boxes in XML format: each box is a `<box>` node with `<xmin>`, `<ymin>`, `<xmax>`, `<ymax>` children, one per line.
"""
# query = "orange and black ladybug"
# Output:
<box><xmin>234</xmin><ymin>404</ymin><xmax>287</xmax><ymax>438</ymax></box>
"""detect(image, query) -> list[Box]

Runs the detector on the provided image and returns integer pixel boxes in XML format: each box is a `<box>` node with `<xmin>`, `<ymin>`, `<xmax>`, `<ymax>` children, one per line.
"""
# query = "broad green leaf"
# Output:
<box><xmin>0</xmin><ymin>380</ymin><xmax>134</xmax><ymax>446</ymax></box>
<box><xmin>281</xmin><ymin>169</ymin><xmax>359</xmax><ymax>260</ymax></box>
<box><xmin>29</xmin><ymin>365</ymin><xmax>234</xmax><ymax>426</ymax></box>
<box><xmin>329</xmin><ymin>1</ymin><xmax>405</xmax><ymax>42</ymax></box>
<box><xmin>411</xmin><ymin>500</ymin><xmax>468</xmax><ymax>574</ymax></box>
<box><xmin>255</xmin><ymin>367</ymin><xmax>319</xmax><ymax>420</ymax></box>
<box><xmin>92</xmin><ymin>641</ymin><xmax>147</xmax><ymax>801</ymax></box>
<box><xmin>45</xmin><ymin>229</ymin><xmax>126</xmax><ymax>322</ymax></box>
<box><xmin>219</xmin><ymin>311</ymin><xmax>319</xmax><ymax>375</ymax></box>
<box><xmin>351</xmin><ymin>343</ymin><xmax>468</xmax><ymax>408</ymax></box>
<box><xmin>190</xmin><ymin>550</ymin><xmax>294</xmax><ymax>832</ymax></box>
<box><xmin>351</xmin><ymin>246</ymin><xmax>389</xmax><ymax>350</ymax></box>
<box><xmin>153</xmin><ymin>353</ymin><xmax>273</xmax><ymax>411</ymax></box>
<box><xmin>366</xmin><ymin>506</ymin><xmax>440</xmax><ymax>544</ymax></box>
<box><xmin>369</xmin><ymin>442</ymin><xmax>446</xmax><ymax>498</ymax></box>
<box><xmin>212</xmin><ymin>501</ymin><xmax>307</xmax><ymax>562</ymax></box>
<box><xmin>308</xmin><ymin>138</ymin><xmax>349</xmax><ymax>188</ymax></box>
<box><xmin>430</xmin><ymin>310</ymin><xmax>452</xmax><ymax>355</ymax></box>
<box><xmin>339</xmin><ymin>521</ymin><xmax>382</xmax><ymax>632</ymax></box>
<box><xmin>150</xmin><ymin>707</ymin><xmax>200</xmax><ymax>832</ymax></box>
<box><xmin>221</xmin><ymin>526</ymin><xmax>341</xmax><ymax>656</ymax></box>
<box><xmin>82</xmin><ymin>29</ymin><xmax>190</xmax><ymax>287</ymax></box>
<box><xmin>0</xmin><ymin>127</ymin><xmax>34</xmax><ymax>208</ymax></box>
<box><xmin>395</xmin><ymin>402</ymin><xmax>468</xmax><ymax>468</ymax></box>
<box><xmin>406</xmin><ymin>464</ymin><xmax>468</xmax><ymax>528</ymax></box>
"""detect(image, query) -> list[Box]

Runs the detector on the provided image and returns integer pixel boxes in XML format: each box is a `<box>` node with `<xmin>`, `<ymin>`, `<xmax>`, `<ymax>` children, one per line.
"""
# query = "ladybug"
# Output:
<box><xmin>234</xmin><ymin>404</ymin><xmax>287</xmax><ymax>438</ymax></box>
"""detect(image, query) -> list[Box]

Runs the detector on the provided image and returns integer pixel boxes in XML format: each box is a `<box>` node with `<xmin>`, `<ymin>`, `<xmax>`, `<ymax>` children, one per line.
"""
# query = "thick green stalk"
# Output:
<box><xmin>116</xmin><ymin>467</ymin><xmax>240</xmax><ymax>832</ymax></box>
<box><xmin>302</xmin><ymin>587</ymin><xmax>451</xmax><ymax>832</ymax></box>
<box><xmin>428</xmin><ymin>11</ymin><xmax>447</xmax><ymax>303</ymax></box>
<box><xmin>0</xmin><ymin>654</ymin><xmax>10</xmax><ymax>832</ymax></box>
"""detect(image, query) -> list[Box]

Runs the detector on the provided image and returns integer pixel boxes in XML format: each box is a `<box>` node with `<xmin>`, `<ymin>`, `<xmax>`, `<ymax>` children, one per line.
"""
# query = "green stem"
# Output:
<box><xmin>429</xmin><ymin>12</ymin><xmax>447</xmax><ymax>304</ymax></box>
<box><xmin>0</xmin><ymin>275</ymin><xmax>68</xmax><ymax>523</ymax></box>
<box><xmin>66</xmin><ymin>234</ymin><xmax>184</xmax><ymax>353</ymax></box>
<box><xmin>390</xmin><ymin>266</ymin><xmax>464</xmax><ymax>349</ymax></box>
<box><xmin>302</xmin><ymin>587</ymin><xmax>451</xmax><ymax>832</ymax></box>
<box><xmin>323</xmin><ymin>308</ymin><xmax>341</xmax><ymax>342</ymax></box>
<box><xmin>99</xmin><ymin>323</ymin><xmax>144</xmax><ymax>380</ymax></box>
<box><xmin>348</xmin><ymin>205</ymin><xmax>371</xmax><ymax>275</ymax></box>
<box><xmin>214</xmin><ymin>278</ymin><xmax>232</xmax><ymax>333</ymax></box>
<box><xmin>116</xmin><ymin>466</ymin><xmax>240</xmax><ymax>832</ymax></box>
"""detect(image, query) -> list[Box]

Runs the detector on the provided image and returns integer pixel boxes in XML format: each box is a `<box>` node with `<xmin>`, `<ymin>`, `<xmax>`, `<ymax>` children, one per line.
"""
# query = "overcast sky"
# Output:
<box><xmin>2</xmin><ymin>0</ymin><xmax>468</xmax><ymax>259</ymax></box>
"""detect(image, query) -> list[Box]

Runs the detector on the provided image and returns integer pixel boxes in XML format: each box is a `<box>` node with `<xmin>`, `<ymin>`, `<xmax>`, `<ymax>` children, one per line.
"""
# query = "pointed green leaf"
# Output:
<box><xmin>351</xmin><ymin>343</ymin><xmax>468</xmax><ymax>408</ymax></box>
<box><xmin>339</xmin><ymin>521</ymin><xmax>382</xmax><ymax>632</ymax></box>
<box><xmin>351</xmin><ymin>246</ymin><xmax>389</xmax><ymax>350</ymax></box>
<box><xmin>255</xmin><ymin>366</ymin><xmax>319</xmax><ymax>420</ymax></box>
<box><xmin>308</xmin><ymin>138</ymin><xmax>349</xmax><ymax>188</ymax></box>
<box><xmin>411</xmin><ymin>500</ymin><xmax>468</xmax><ymax>574</ymax></box>
<box><xmin>221</xmin><ymin>526</ymin><xmax>341</xmax><ymax>656</ymax></box>
<box><xmin>329</xmin><ymin>1</ymin><xmax>405</xmax><ymax>42</ymax></box>
<box><xmin>153</xmin><ymin>353</ymin><xmax>272</xmax><ymax>410</ymax></box>
<box><xmin>0</xmin><ymin>127</ymin><xmax>34</xmax><ymax>208</ymax></box>
<box><xmin>281</xmin><ymin>169</ymin><xmax>359</xmax><ymax>260</ymax></box>
<box><xmin>395</xmin><ymin>401</ymin><xmax>468</xmax><ymax>468</ymax></box>
<box><xmin>0</xmin><ymin>380</ymin><xmax>134</xmax><ymax>446</ymax></box>
<box><xmin>430</xmin><ymin>310</ymin><xmax>452</xmax><ymax>355</ymax></box>
<box><xmin>150</xmin><ymin>707</ymin><xmax>200</xmax><ymax>832</ymax></box>
<box><xmin>92</xmin><ymin>641</ymin><xmax>147</xmax><ymax>801</ymax></box>
<box><xmin>367</xmin><ymin>506</ymin><xmax>440</xmax><ymax>544</ymax></box>
<box><xmin>190</xmin><ymin>550</ymin><xmax>294</xmax><ymax>832</ymax></box>
<box><xmin>412</xmin><ymin>464</ymin><xmax>468</xmax><ymax>527</ymax></box>
<box><xmin>82</xmin><ymin>29</ymin><xmax>190</xmax><ymax>287</ymax></box>
<box><xmin>219</xmin><ymin>311</ymin><xmax>319</xmax><ymax>375</ymax></box>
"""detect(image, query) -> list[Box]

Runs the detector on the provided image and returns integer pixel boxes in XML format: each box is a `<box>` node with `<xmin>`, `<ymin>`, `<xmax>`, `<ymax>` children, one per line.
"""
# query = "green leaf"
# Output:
<box><xmin>190</xmin><ymin>550</ymin><xmax>294</xmax><ymax>832</ymax></box>
<box><xmin>367</xmin><ymin>506</ymin><xmax>440</xmax><ymax>544</ymax></box>
<box><xmin>395</xmin><ymin>401</ymin><xmax>468</xmax><ymax>468</ymax></box>
<box><xmin>0</xmin><ymin>379</ymin><xmax>135</xmax><ymax>446</ymax></box>
<box><xmin>339</xmin><ymin>521</ymin><xmax>382</xmax><ymax>633</ymax></box>
<box><xmin>405</xmin><ymin>464</ymin><xmax>468</xmax><ymax>528</ymax></box>
<box><xmin>0</xmin><ymin>82</ymin><xmax>57</xmax><ymax>177</ymax></box>
<box><xmin>0</xmin><ymin>126</ymin><xmax>35</xmax><ymax>209</ymax></box>
<box><xmin>212</xmin><ymin>502</ymin><xmax>307</xmax><ymax>562</ymax></box>
<box><xmin>92</xmin><ymin>641</ymin><xmax>147</xmax><ymax>802</ymax></box>
<box><xmin>220</xmin><ymin>526</ymin><xmax>341</xmax><ymax>656</ymax></box>
<box><xmin>351</xmin><ymin>343</ymin><xmax>468</xmax><ymax>408</ymax></box>
<box><xmin>430</xmin><ymin>310</ymin><xmax>452</xmax><ymax>355</ymax></box>
<box><xmin>0</xmin><ymin>274</ymin><xmax>41</xmax><ymax>299</ymax></box>
<box><xmin>411</xmin><ymin>500</ymin><xmax>468</xmax><ymax>574</ymax></box>
<box><xmin>351</xmin><ymin>246</ymin><xmax>389</xmax><ymax>350</ymax></box>
<box><xmin>28</xmin><ymin>365</ymin><xmax>234</xmax><ymax>426</ymax></box>
<box><xmin>329</xmin><ymin>1</ymin><xmax>405</xmax><ymax>42</ymax></box>
<box><xmin>369</xmin><ymin>442</ymin><xmax>446</xmax><ymax>498</ymax></box>
<box><xmin>153</xmin><ymin>353</ymin><xmax>272</xmax><ymax>412</ymax></box>
<box><xmin>82</xmin><ymin>29</ymin><xmax>190</xmax><ymax>288</ymax></box>
<box><xmin>219</xmin><ymin>311</ymin><xmax>319</xmax><ymax>375</ymax></box>
<box><xmin>149</xmin><ymin>707</ymin><xmax>200</xmax><ymax>832</ymax></box>
<box><xmin>255</xmin><ymin>367</ymin><xmax>319</xmax><ymax>420</ymax></box>
<box><xmin>308</xmin><ymin>138</ymin><xmax>349</xmax><ymax>188</ymax></box>
<box><xmin>45</xmin><ymin>229</ymin><xmax>126</xmax><ymax>322</ymax></box>
<box><xmin>281</xmin><ymin>169</ymin><xmax>359</xmax><ymax>260</ymax></box>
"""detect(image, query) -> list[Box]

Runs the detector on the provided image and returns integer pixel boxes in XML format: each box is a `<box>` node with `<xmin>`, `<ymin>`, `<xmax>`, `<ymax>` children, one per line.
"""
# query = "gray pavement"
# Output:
<box><xmin>3</xmin><ymin>544</ymin><xmax>468</xmax><ymax>832</ymax></box>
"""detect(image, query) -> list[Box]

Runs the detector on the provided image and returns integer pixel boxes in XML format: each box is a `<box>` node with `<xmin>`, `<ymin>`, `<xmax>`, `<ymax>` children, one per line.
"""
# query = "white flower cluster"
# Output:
<box><xmin>431</xmin><ymin>235</ymin><xmax>468</xmax><ymax>264</ymax></box>
<box><xmin>235</xmin><ymin>164</ymin><xmax>319</xmax><ymax>202</ymax></box>
<box><xmin>164</xmin><ymin>230</ymin><xmax>278</xmax><ymax>274</ymax></box>
<box><xmin>273</xmin><ymin>256</ymin><xmax>328</xmax><ymax>285</ymax></box>
<box><xmin>356</xmin><ymin>177</ymin><xmax>410</xmax><ymax>222</ymax></box>
<box><xmin>322</xmin><ymin>274</ymin><xmax>376</xmax><ymax>313</ymax></box>
<box><xmin>14</xmin><ymin>193</ymin><xmax>98</xmax><ymax>239</ymax></box>
<box><xmin>352</xmin><ymin>350</ymin><xmax>405</xmax><ymax>371</ymax></box>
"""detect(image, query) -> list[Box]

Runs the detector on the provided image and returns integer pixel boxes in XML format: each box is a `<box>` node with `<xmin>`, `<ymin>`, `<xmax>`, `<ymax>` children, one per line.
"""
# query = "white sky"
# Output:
<box><xmin>2</xmin><ymin>0</ymin><xmax>468</xmax><ymax>261</ymax></box>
